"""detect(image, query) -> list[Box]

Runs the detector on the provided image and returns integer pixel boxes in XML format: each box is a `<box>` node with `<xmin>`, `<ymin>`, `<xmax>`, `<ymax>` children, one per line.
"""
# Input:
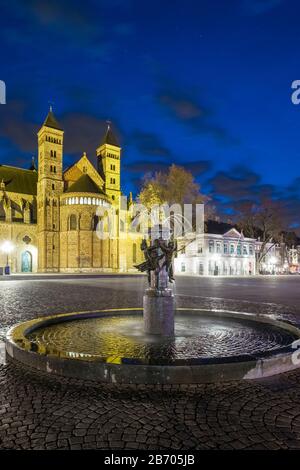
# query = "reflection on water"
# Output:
<box><xmin>26</xmin><ymin>312</ymin><xmax>297</xmax><ymax>363</ymax></box>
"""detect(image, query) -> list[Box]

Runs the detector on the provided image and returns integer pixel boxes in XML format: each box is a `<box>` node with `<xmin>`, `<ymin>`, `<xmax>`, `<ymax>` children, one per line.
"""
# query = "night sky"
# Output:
<box><xmin>1</xmin><ymin>0</ymin><xmax>300</xmax><ymax>231</ymax></box>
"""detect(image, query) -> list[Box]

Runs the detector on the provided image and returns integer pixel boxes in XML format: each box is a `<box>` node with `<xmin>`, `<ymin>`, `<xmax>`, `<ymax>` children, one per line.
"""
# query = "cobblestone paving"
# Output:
<box><xmin>0</xmin><ymin>275</ymin><xmax>300</xmax><ymax>450</ymax></box>
<box><xmin>2</xmin><ymin>362</ymin><xmax>300</xmax><ymax>450</ymax></box>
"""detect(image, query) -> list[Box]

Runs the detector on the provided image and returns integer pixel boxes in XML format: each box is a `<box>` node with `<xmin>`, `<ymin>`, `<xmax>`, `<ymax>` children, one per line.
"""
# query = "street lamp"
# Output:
<box><xmin>1</xmin><ymin>241</ymin><xmax>14</xmax><ymax>275</ymax></box>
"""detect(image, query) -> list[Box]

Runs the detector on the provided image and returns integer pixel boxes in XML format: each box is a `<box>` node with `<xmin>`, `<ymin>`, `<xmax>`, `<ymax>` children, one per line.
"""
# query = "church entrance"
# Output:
<box><xmin>21</xmin><ymin>251</ymin><xmax>32</xmax><ymax>273</ymax></box>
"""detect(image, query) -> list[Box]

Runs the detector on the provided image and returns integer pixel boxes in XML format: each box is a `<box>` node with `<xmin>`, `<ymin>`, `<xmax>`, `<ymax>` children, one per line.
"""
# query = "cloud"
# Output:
<box><xmin>208</xmin><ymin>166</ymin><xmax>300</xmax><ymax>234</ymax></box>
<box><xmin>129</xmin><ymin>131</ymin><xmax>171</xmax><ymax>158</ymax></box>
<box><xmin>208</xmin><ymin>166</ymin><xmax>261</xmax><ymax>200</ymax></box>
<box><xmin>241</xmin><ymin>0</ymin><xmax>283</xmax><ymax>15</ymax></box>
<box><xmin>157</xmin><ymin>87</ymin><xmax>236</xmax><ymax>144</ymax></box>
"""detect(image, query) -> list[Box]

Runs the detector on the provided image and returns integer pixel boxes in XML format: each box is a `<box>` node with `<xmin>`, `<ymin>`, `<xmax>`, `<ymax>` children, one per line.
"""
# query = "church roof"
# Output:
<box><xmin>65</xmin><ymin>174</ymin><xmax>106</xmax><ymax>195</ymax></box>
<box><xmin>0</xmin><ymin>165</ymin><xmax>38</xmax><ymax>195</ymax></box>
<box><xmin>42</xmin><ymin>108</ymin><xmax>63</xmax><ymax>131</ymax></box>
<box><xmin>100</xmin><ymin>125</ymin><xmax>120</xmax><ymax>147</ymax></box>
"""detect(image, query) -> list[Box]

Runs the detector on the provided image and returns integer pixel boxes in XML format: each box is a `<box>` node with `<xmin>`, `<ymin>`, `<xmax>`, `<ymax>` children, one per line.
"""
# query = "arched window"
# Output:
<box><xmin>80</xmin><ymin>197</ymin><xmax>83</xmax><ymax>204</ymax></box>
<box><xmin>69</xmin><ymin>214</ymin><xmax>77</xmax><ymax>231</ymax></box>
<box><xmin>92</xmin><ymin>215</ymin><xmax>100</xmax><ymax>231</ymax></box>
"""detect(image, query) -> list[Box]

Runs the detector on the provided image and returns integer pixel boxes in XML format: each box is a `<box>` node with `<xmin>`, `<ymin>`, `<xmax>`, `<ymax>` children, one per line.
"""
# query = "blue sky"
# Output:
<box><xmin>1</xmin><ymin>0</ymin><xmax>300</xmax><ymax>231</ymax></box>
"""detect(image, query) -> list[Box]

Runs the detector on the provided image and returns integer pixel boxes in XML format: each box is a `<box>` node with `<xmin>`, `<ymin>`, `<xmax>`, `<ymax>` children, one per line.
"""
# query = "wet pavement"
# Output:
<box><xmin>1</xmin><ymin>274</ymin><xmax>300</xmax><ymax>449</ymax></box>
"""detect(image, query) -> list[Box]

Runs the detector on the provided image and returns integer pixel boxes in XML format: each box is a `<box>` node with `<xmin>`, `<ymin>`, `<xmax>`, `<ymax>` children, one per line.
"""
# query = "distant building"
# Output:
<box><xmin>174</xmin><ymin>225</ymin><xmax>256</xmax><ymax>276</ymax></box>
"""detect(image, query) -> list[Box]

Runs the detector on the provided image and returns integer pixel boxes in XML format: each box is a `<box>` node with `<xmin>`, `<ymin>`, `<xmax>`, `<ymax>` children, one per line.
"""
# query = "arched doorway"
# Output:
<box><xmin>21</xmin><ymin>251</ymin><xmax>32</xmax><ymax>273</ymax></box>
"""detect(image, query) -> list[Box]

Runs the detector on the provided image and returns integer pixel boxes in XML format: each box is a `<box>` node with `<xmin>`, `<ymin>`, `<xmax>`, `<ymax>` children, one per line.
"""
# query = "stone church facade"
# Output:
<box><xmin>0</xmin><ymin>109</ymin><xmax>143</xmax><ymax>273</ymax></box>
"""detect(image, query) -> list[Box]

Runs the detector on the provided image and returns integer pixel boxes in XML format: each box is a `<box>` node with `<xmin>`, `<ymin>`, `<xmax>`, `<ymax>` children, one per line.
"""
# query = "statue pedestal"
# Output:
<box><xmin>143</xmin><ymin>288</ymin><xmax>175</xmax><ymax>336</ymax></box>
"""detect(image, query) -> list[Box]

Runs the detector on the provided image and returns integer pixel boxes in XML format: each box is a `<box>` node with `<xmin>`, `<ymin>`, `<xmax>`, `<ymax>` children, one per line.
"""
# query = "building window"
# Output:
<box><xmin>224</xmin><ymin>243</ymin><xmax>228</xmax><ymax>254</ymax></box>
<box><xmin>181</xmin><ymin>263</ymin><xmax>186</xmax><ymax>273</ymax></box>
<box><xmin>237</xmin><ymin>243</ymin><xmax>241</xmax><ymax>255</ymax></box>
<box><xmin>133</xmin><ymin>244</ymin><xmax>137</xmax><ymax>263</ymax></box>
<box><xmin>209</xmin><ymin>240</ymin><xmax>214</xmax><ymax>253</ymax></box>
<box><xmin>216</xmin><ymin>242</ymin><xmax>221</xmax><ymax>253</ymax></box>
<box><xmin>110</xmin><ymin>164</ymin><xmax>116</xmax><ymax>171</ymax></box>
<box><xmin>52</xmin><ymin>184</ymin><xmax>55</xmax><ymax>190</ymax></box>
<box><xmin>249</xmin><ymin>245</ymin><xmax>253</xmax><ymax>256</ymax></box>
<box><xmin>243</xmin><ymin>245</ymin><xmax>248</xmax><ymax>255</ymax></box>
<box><xmin>230</xmin><ymin>244</ymin><xmax>235</xmax><ymax>254</ymax></box>
<box><xmin>197</xmin><ymin>243</ymin><xmax>203</xmax><ymax>254</ymax></box>
<box><xmin>69</xmin><ymin>214</ymin><xmax>77</xmax><ymax>230</ymax></box>
<box><xmin>110</xmin><ymin>177</ymin><xmax>116</xmax><ymax>184</ymax></box>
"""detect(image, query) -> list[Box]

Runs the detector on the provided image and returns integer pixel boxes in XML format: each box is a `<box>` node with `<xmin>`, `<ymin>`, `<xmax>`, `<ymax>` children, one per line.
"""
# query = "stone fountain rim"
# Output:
<box><xmin>5</xmin><ymin>308</ymin><xmax>300</xmax><ymax>384</ymax></box>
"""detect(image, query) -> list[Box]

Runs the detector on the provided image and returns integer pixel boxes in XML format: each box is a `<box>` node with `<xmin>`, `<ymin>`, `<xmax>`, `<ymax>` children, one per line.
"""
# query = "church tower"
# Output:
<box><xmin>37</xmin><ymin>107</ymin><xmax>64</xmax><ymax>272</ymax></box>
<box><xmin>96</xmin><ymin>123</ymin><xmax>121</xmax><ymax>205</ymax></box>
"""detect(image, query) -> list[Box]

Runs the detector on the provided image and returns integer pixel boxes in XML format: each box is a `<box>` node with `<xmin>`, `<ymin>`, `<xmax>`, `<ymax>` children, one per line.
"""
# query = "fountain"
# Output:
<box><xmin>137</xmin><ymin>225</ymin><xmax>176</xmax><ymax>336</ymax></box>
<box><xmin>5</xmin><ymin>225</ymin><xmax>300</xmax><ymax>384</ymax></box>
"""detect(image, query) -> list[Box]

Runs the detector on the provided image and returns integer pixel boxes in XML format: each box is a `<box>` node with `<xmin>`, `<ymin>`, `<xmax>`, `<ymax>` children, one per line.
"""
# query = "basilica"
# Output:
<box><xmin>0</xmin><ymin>109</ymin><xmax>143</xmax><ymax>273</ymax></box>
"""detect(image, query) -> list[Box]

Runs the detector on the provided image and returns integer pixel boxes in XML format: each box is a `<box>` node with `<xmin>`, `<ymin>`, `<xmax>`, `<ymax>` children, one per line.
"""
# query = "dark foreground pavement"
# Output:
<box><xmin>1</xmin><ymin>275</ymin><xmax>300</xmax><ymax>450</ymax></box>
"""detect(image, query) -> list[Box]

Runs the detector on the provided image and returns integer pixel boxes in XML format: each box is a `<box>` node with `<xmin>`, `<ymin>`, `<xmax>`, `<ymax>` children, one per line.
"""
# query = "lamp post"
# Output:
<box><xmin>1</xmin><ymin>241</ymin><xmax>14</xmax><ymax>275</ymax></box>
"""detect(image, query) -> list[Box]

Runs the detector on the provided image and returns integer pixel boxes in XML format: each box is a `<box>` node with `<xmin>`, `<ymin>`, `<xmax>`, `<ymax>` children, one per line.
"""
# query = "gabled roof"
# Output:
<box><xmin>0</xmin><ymin>165</ymin><xmax>37</xmax><ymax>195</ymax></box>
<box><xmin>65</xmin><ymin>174</ymin><xmax>105</xmax><ymax>195</ymax></box>
<box><xmin>42</xmin><ymin>108</ymin><xmax>63</xmax><ymax>131</ymax></box>
<box><xmin>64</xmin><ymin>153</ymin><xmax>105</xmax><ymax>188</ymax></box>
<box><xmin>223</xmin><ymin>228</ymin><xmax>243</xmax><ymax>239</ymax></box>
<box><xmin>100</xmin><ymin>125</ymin><xmax>120</xmax><ymax>147</ymax></box>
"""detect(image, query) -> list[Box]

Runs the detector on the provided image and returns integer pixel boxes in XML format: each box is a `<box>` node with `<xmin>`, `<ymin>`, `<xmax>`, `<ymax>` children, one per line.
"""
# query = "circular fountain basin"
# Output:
<box><xmin>5</xmin><ymin>308</ymin><xmax>300</xmax><ymax>384</ymax></box>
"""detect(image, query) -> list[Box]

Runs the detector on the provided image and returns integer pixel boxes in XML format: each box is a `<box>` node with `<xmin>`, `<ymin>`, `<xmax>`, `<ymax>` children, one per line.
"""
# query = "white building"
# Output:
<box><xmin>174</xmin><ymin>227</ymin><xmax>256</xmax><ymax>276</ymax></box>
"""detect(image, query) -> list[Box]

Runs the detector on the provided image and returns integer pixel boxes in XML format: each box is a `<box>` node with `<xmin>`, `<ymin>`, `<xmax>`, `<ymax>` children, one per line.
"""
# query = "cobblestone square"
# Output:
<box><xmin>1</xmin><ymin>274</ymin><xmax>300</xmax><ymax>450</ymax></box>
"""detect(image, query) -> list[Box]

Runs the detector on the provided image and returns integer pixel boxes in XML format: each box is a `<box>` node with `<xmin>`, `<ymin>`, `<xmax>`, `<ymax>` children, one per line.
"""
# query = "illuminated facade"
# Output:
<box><xmin>175</xmin><ymin>228</ymin><xmax>256</xmax><ymax>276</ymax></box>
<box><xmin>0</xmin><ymin>109</ymin><xmax>143</xmax><ymax>273</ymax></box>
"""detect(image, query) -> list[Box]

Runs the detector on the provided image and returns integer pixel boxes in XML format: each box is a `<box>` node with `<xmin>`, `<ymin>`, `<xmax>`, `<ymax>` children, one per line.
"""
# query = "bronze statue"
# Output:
<box><xmin>134</xmin><ymin>238</ymin><xmax>177</xmax><ymax>286</ymax></box>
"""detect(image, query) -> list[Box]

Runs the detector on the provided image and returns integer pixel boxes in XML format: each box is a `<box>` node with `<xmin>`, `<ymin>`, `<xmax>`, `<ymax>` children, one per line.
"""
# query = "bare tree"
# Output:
<box><xmin>237</xmin><ymin>199</ymin><xmax>284</xmax><ymax>273</ymax></box>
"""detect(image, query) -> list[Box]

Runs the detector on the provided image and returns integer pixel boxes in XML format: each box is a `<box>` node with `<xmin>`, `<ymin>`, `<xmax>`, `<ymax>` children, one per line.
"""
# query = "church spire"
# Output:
<box><xmin>29</xmin><ymin>156</ymin><xmax>37</xmax><ymax>171</ymax></box>
<box><xmin>100</xmin><ymin>121</ymin><xmax>120</xmax><ymax>147</ymax></box>
<box><xmin>42</xmin><ymin>105</ymin><xmax>63</xmax><ymax>131</ymax></box>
